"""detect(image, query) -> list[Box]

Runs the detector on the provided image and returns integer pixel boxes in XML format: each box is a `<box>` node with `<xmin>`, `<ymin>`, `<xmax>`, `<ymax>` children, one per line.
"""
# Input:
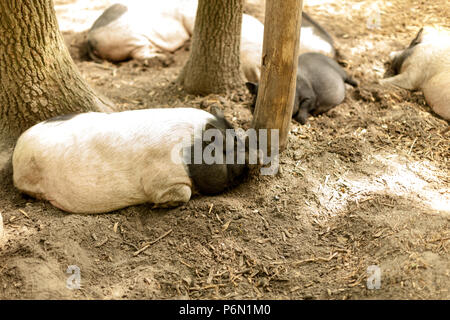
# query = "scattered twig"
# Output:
<box><xmin>291</xmin><ymin>252</ymin><xmax>339</xmax><ymax>266</ymax></box>
<box><xmin>133</xmin><ymin>229</ymin><xmax>173</xmax><ymax>256</ymax></box>
<box><xmin>190</xmin><ymin>284</ymin><xmax>225</xmax><ymax>291</ymax></box>
<box><xmin>427</xmin><ymin>236</ymin><xmax>450</xmax><ymax>243</ymax></box>
<box><xmin>122</xmin><ymin>241</ymin><xmax>139</xmax><ymax>251</ymax></box>
<box><xmin>180</xmin><ymin>259</ymin><xmax>194</xmax><ymax>268</ymax></box>
<box><xmin>408</xmin><ymin>137</ymin><xmax>418</xmax><ymax>155</ymax></box>
<box><xmin>18</xmin><ymin>209</ymin><xmax>30</xmax><ymax>219</ymax></box>
<box><xmin>6</xmin><ymin>215</ymin><xmax>22</xmax><ymax>225</ymax></box>
<box><xmin>348</xmin><ymin>272</ymin><xmax>366</xmax><ymax>287</ymax></box>
<box><xmin>133</xmin><ymin>244</ymin><xmax>151</xmax><ymax>257</ymax></box>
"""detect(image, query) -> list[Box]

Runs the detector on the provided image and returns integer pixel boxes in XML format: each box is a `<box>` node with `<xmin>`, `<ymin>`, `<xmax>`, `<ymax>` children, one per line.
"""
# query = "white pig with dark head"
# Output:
<box><xmin>12</xmin><ymin>108</ymin><xmax>248</xmax><ymax>214</ymax></box>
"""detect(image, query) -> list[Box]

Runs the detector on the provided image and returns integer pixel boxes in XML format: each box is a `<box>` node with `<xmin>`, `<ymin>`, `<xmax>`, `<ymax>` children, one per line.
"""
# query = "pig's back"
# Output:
<box><xmin>299</xmin><ymin>53</ymin><xmax>346</xmax><ymax>107</ymax></box>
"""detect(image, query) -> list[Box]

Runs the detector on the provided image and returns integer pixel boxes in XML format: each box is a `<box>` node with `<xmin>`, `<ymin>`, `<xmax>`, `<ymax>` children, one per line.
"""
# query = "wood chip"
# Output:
<box><xmin>290</xmin><ymin>286</ymin><xmax>302</xmax><ymax>293</ymax></box>
<box><xmin>222</xmin><ymin>219</ymin><xmax>232</xmax><ymax>231</ymax></box>
<box><xmin>95</xmin><ymin>237</ymin><xmax>108</xmax><ymax>248</ymax></box>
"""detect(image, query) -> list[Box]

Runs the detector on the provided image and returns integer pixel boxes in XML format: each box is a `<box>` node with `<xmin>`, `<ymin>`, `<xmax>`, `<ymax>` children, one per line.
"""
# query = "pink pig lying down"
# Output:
<box><xmin>12</xmin><ymin>108</ymin><xmax>247</xmax><ymax>214</ymax></box>
<box><xmin>86</xmin><ymin>1</ymin><xmax>337</xmax><ymax>83</ymax></box>
<box><xmin>87</xmin><ymin>0</ymin><xmax>265</xmax><ymax>82</ymax></box>
<box><xmin>86</xmin><ymin>0</ymin><xmax>198</xmax><ymax>62</ymax></box>
<box><xmin>380</xmin><ymin>27</ymin><xmax>450</xmax><ymax>121</ymax></box>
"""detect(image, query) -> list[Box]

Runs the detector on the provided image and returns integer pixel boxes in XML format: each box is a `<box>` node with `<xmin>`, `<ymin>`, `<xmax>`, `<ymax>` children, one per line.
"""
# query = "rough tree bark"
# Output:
<box><xmin>0</xmin><ymin>0</ymin><xmax>113</xmax><ymax>143</ymax></box>
<box><xmin>252</xmin><ymin>0</ymin><xmax>303</xmax><ymax>152</ymax></box>
<box><xmin>0</xmin><ymin>211</ymin><xmax>4</xmax><ymax>242</ymax></box>
<box><xmin>178</xmin><ymin>0</ymin><xmax>245</xmax><ymax>94</ymax></box>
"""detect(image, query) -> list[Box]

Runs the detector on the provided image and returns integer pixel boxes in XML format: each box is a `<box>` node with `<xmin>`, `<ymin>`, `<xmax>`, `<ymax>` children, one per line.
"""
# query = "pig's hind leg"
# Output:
<box><xmin>422</xmin><ymin>74</ymin><xmax>450</xmax><ymax>121</ymax></box>
<box><xmin>49</xmin><ymin>199</ymin><xmax>73</xmax><ymax>213</ymax></box>
<box><xmin>379</xmin><ymin>70</ymin><xmax>419</xmax><ymax>90</ymax></box>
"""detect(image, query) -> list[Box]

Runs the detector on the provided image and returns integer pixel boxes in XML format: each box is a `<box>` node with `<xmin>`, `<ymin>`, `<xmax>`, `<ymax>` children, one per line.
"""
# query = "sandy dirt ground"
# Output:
<box><xmin>0</xmin><ymin>0</ymin><xmax>449</xmax><ymax>300</ymax></box>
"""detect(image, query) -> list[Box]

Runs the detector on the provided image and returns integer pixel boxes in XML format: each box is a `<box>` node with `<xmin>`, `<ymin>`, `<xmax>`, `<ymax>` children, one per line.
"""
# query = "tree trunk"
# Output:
<box><xmin>252</xmin><ymin>0</ymin><xmax>302</xmax><ymax>152</ymax></box>
<box><xmin>0</xmin><ymin>211</ymin><xmax>4</xmax><ymax>242</ymax></box>
<box><xmin>178</xmin><ymin>0</ymin><xmax>245</xmax><ymax>95</ymax></box>
<box><xmin>0</xmin><ymin>0</ymin><xmax>113</xmax><ymax>143</ymax></box>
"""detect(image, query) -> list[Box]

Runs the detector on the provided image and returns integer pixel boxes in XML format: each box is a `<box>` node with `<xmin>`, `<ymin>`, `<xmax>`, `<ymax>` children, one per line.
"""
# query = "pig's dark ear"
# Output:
<box><xmin>210</xmin><ymin>105</ymin><xmax>224</xmax><ymax>118</ymax></box>
<box><xmin>207</xmin><ymin>108</ymin><xmax>233</xmax><ymax>131</ymax></box>
<box><xmin>409</xmin><ymin>28</ymin><xmax>424</xmax><ymax>48</ymax></box>
<box><xmin>210</xmin><ymin>106</ymin><xmax>234</xmax><ymax>129</ymax></box>
<box><xmin>204</xmin><ymin>122</ymin><xmax>215</xmax><ymax>131</ymax></box>
<box><xmin>245</xmin><ymin>82</ymin><xmax>258</xmax><ymax>95</ymax></box>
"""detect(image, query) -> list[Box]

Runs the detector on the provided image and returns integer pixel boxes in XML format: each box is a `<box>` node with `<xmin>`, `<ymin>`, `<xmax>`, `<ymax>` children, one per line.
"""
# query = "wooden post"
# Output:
<box><xmin>251</xmin><ymin>0</ymin><xmax>303</xmax><ymax>152</ymax></box>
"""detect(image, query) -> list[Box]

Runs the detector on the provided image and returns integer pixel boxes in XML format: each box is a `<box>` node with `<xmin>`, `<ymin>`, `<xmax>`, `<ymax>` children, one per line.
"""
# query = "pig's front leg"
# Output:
<box><xmin>130</xmin><ymin>46</ymin><xmax>172</xmax><ymax>65</ymax></box>
<box><xmin>143</xmin><ymin>179</ymin><xmax>192</xmax><ymax>208</ymax></box>
<box><xmin>294</xmin><ymin>98</ymin><xmax>314</xmax><ymax>125</ymax></box>
<box><xmin>152</xmin><ymin>184</ymin><xmax>192</xmax><ymax>208</ymax></box>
